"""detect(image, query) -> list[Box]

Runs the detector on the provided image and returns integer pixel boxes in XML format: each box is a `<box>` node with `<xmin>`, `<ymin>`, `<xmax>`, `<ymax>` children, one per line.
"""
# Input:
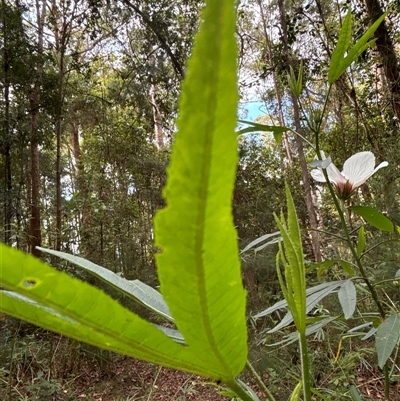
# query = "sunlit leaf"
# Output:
<box><xmin>154</xmin><ymin>0</ymin><xmax>247</xmax><ymax>380</ymax></box>
<box><xmin>351</xmin><ymin>206</ymin><xmax>394</xmax><ymax>233</ymax></box>
<box><xmin>289</xmin><ymin>381</ymin><xmax>302</xmax><ymax>401</ymax></box>
<box><xmin>0</xmin><ymin>245</ymin><xmax>217</xmax><ymax>377</ymax></box>
<box><xmin>328</xmin><ymin>11</ymin><xmax>352</xmax><ymax>83</ymax></box>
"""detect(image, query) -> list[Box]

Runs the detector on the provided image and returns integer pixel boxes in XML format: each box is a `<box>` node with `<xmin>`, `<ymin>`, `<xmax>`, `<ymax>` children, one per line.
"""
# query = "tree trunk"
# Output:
<box><xmin>2</xmin><ymin>0</ymin><xmax>12</xmax><ymax>244</ymax></box>
<box><xmin>150</xmin><ymin>84</ymin><xmax>165</xmax><ymax>149</ymax></box>
<box><xmin>277</xmin><ymin>0</ymin><xmax>322</xmax><ymax>262</ymax></box>
<box><xmin>28</xmin><ymin>0</ymin><xmax>46</xmax><ymax>257</ymax></box>
<box><xmin>51</xmin><ymin>0</ymin><xmax>68</xmax><ymax>251</ymax></box>
<box><xmin>363</xmin><ymin>0</ymin><xmax>400</xmax><ymax>121</ymax></box>
<box><xmin>256</xmin><ymin>0</ymin><xmax>293</xmax><ymax>164</ymax></box>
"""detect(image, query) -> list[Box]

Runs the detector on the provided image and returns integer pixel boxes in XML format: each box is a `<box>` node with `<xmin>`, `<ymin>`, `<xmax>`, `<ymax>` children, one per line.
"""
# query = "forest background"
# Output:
<box><xmin>1</xmin><ymin>0</ymin><xmax>400</xmax><ymax>399</ymax></box>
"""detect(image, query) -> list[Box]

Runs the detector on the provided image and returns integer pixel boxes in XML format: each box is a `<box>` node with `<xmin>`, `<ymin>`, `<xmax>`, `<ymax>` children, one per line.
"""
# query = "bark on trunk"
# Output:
<box><xmin>363</xmin><ymin>0</ymin><xmax>400</xmax><ymax>121</ymax></box>
<box><xmin>256</xmin><ymin>0</ymin><xmax>293</xmax><ymax>164</ymax></box>
<box><xmin>277</xmin><ymin>0</ymin><xmax>322</xmax><ymax>262</ymax></box>
<box><xmin>28</xmin><ymin>0</ymin><xmax>46</xmax><ymax>257</ymax></box>
<box><xmin>2</xmin><ymin>0</ymin><xmax>12</xmax><ymax>244</ymax></box>
<box><xmin>150</xmin><ymin>84</ymin><xmax>165</xmax><ymax>149</ymax></box>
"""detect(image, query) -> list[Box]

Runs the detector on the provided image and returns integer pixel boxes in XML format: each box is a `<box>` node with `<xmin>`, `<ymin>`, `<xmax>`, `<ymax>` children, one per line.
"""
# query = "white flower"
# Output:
<box><xmin>311</xmin><ymin>151</ymin><xmax>388</xmax><ymax>200</ymax></box>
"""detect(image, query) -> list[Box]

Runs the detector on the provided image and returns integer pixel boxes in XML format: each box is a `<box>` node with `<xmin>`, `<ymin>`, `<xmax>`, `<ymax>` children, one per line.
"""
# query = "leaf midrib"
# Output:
<box><xmin>193</xmin><ymin>3</ymin><xmax>233</xmax><ymax>376</ymax></box>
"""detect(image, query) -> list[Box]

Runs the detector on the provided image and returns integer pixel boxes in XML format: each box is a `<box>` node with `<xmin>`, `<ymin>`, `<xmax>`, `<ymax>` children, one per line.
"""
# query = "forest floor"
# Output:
<box><xmin>1</xmin><ymin>324</ymin><xmax>400</xmax><ymax>400</ymax></box>
<box><xmin>2</xmin><ymin>352</ymin><xmax>400</xmax><ymax>401</ymax></box>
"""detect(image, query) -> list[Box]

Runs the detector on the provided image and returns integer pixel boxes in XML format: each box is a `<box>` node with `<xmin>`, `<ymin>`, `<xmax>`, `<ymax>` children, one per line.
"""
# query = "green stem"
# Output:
<box><xmin>314</xmin><ymin>83</ymin><xmax>390</xmax><ymax>398</ymax></box>
<box><xmin>325</xmin><ymin>179</ymin><xmax>386</xmax><ymax>318</ymax></box>
<box><xmin>314</xmin><ymin>85</ymin><xmax>332</xmax><ymax>154</ymax></box>
<box><xmin>299</xmin><ymin>332</ymin><xmax>312</xmax><ymax>401</ymax></box>
<box><xmin>224</xmin><ymin>378</ymin><xmax>258</xmax><ymax>401</ymax></box>
<box><xmin>245</xmin><ymin>360</ymin><xmax>277</xmax><ymax>401</ymax></box>
<box><xmin>384</xmin><ymin>364</ymin><xmax>390</xmax><ymax>400</ymax></box>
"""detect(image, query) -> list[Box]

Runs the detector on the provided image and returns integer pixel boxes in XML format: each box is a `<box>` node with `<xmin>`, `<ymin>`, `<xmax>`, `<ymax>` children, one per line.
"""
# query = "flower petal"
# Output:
<box><xmin>311</xmin><ymin>168</ymin><xmax>328</xmax><ymax>182</ymax></box>
<box><xmin>342</xmin><ymin>151</ymin><xmax>376</xmax><ymax>188</ymax></box>
<box><xmin>326</xmin><ymin>162</ymin><xmax>347</xmax><ymax>185</ymax></box>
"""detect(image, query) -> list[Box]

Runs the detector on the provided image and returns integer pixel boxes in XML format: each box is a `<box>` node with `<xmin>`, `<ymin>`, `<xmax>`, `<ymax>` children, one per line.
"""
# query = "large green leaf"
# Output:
<box><xmin>351</xmin><ymin>206</ymin><xmax>394</xmax><ymax>233</ymax></box>
<box><xmin>154</xmin><ymin>0</ymin><xmax>247</xmax><ymax>380</ymax></box>
<box><xmin>376</xmin><ymin>313</ymin><xmax>400</xmax><ymax>368</ymax></box>
<box><xmin>0</xmin><ymin>245</ymin><xmax>216</xmax><ymax>377</ymax></box>
<box><xmin>37</xmin><ymin>247</ymin><xmax>173</xmax><ymax>321</ymax></box>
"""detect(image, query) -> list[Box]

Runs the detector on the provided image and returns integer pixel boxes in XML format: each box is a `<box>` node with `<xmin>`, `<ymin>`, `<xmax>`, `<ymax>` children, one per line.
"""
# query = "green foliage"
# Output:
<box><xmin>328</xmin><ymin>10</ymin><xmax>387</xmax><ymax>84</ymax></box>
<box><xmin>376</xmin><ymin>313</ymin><xmax>400</xmax><ymax>368</ymax></box>
<box><xmin>274</xmin><ymin>184</ymin><xmax>307</xmax><ymax>333</ymax></box>
<box><xmin>154</xmin><ymin>0</ymin><xmax>247</xmax><ymax>380</ymax></box>
<box><xmin>351</xmin><ymin>206</ymin><xmax>395</xmax><ymax>233</ymax></box>
<box><xmin>237</xmin><ymin>120</ymin><xmax>287</xmax><ymax>142</ymax></box>
<box><xmin>1</xmin><ymin>0</ymin><xmax>251</xmax><ymax>398</ymax></box>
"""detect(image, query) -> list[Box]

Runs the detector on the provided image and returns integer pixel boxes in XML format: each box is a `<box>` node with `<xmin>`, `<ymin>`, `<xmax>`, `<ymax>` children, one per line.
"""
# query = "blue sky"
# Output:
<box><xmin>239</xmin><ymin>100</ymin><xmax>265</xmax><ymax>121</ymax></box>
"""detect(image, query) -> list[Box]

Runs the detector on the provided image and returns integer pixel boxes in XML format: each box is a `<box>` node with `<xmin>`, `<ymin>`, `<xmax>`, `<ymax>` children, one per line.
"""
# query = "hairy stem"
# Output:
<box><xmin>245</xmin><ymin>360</ymin><xmax>277</xmax><ymax>401</ymax></box>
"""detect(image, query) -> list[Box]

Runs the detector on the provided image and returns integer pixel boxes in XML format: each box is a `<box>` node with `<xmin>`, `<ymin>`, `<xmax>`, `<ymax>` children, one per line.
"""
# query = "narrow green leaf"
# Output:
<box><xmin>37</xmin><ymin>247</ymin><xmax>173</xmax><ymax>321</ymax></box>
<box><xmin>349</xmin><ymin>385</ymin><xmax>364</xmax><ymax>401</ymax></box>
<box><xmin>338</xmin><ymin>280</ymin><xmax>357</xmax><ymax>319</ymax></box>
<box><xmin>273</xmin><ymin>184</ymin><xmax>306</xmax><ymax>333</ymax></box>
<box><xmin>351</xmin><ymin>206</ymin><xmax>394</xmax><ymax>233</ymax></box>
<box><xmin>376</xmin><ymin>313</ymin><xmax>400</xmax><ymax>368</ymax></box>
<box><xmin>328</xmin><ymin>11</ymin><xmax>352</xmax><ymax>84</ymax></box>
<box><xmin>289</xmin><ymin>381</ymin><xmax>302</xmax><ymax>401</ymax></box>
<box><xmin>154</xmin><ymin>0</ymin><xmax>247</xmax><ymax>380</ymax></box>
<box><xmin>237</xmin><ymin>120</ymin><xmax>288</xmax><ymax>142</ymax></box>
<box><xmin>0</xmin><ymin>245</ymin><xmax>219</xmax><ymax>377</ymax></box>
<box><xmin>287</xmin><ymin>63</ymin><xmax>303</xmax><ymax>98</ymax></box>
<box><xmin>240</xmin><ymin>231</ymin><xmax>281</xmax><ymax>254</ymax></box>
<box><xmin>345</xmin><ymin>11</ymin><xmax>387</xmax><ymax>64</ymax></box>
<box><xmin>357</xmin><ymin>226</ymin><xmax>365</xmax><ymax>257</ymax></box>
<box><xmin>328</xmin><ymin>11</ymin><xmax>387</xmax><ymax>84</ymax></box>
<box><xmin>254</xmin><ymin>281</ymin><xmax>345</xmax><ymax>319</ymax></box>
<box><xmin>310</xmin><ymin>259</ymin><xmax>355</xmax><ymax>277</ymax></box>
<box><xmin>339</xmin><ymin>260</ymin><xmax>356</xmax><ymax>277</ymax></box>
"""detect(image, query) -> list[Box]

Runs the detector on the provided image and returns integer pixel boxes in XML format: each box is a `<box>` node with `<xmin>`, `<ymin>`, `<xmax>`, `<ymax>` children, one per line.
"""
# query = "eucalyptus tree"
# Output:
<box><xmin>0</xmin><ymin>1</ymin><xmax>33</xmax><ymax>245</ymax></box>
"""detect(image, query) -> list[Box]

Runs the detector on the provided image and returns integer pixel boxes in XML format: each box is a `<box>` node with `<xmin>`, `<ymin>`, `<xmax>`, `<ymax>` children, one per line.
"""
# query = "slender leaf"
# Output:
<box><xmin>349</xmin><ymin>385</ymin><xmax>364</xmax><ymax>401</ymax></box>
<box><xmin>357</xmin><ymin>226</ymin><xmax>365</xmax><ymax>257</ymax></box>
<box><xmin>2</xmin><ymin>290</ymin><xmax>184</xmax><ymax>343</ymax></box>
<box><xmin>328</xmin><ymin>10</ymin><xmax>387</xmax><ymax>84</ymax></box>
<box><xmin>289</xmin><ymin>381</ymin><xmax>302</xmax><ymax>401</ymax></box>
<box><xmin>328</xmin><ymin>11</ymin><xmax>352</xmax><ymax>83</ymax></box>
<box><xmin>268</xmin><ymin>317</ymin><xmax>336</xmax><ymax>347</ymax></box>
<box><xmin>345</xmin><ymin>11</ymin><xmax>387</xmax><ymax>63</ymax></box>
<box><xmin>351</xmin><ymin>206</ymin><xmax>394</xmax><ymax>233</ymax></box>
<box><xmin>348</xmin><ymin>322</ymin><xmax>372</xmax><ymax>333</ymax></box>
<box><xmin>154</xmin><ymin>0</ymin><xmax>247</xmax><ymax>380</ymax></box>
<box><xmin>37</xmin><ymin>247</ymin><xmax>173</xmax><ymax>321</ymax></box>
<box><xmin>376</xmin><ymin>313</ymin><xmax>400</xmax><ymax>368</ymax></box>
<box><xmin>362</xmin><ymin>327</ymin><xmax>378</xmax><ymax>341</ymax></box>
<box><xmin>0</xmin><ymin>245</ymin><xmax>219</xmax><ymax>377</ymax></box>
<box><xmin>240</xmin><ymin>231</ymin><xmax>281</xmax><ymax>254</ymax></box>
<box><xmin>237</xmin><ymin>120</ymin><xmax>288</xmax><ymax>142</ymax></box>
<box><xmin>338</xmin><ymin>280</ymin><xmax>357</xmax><ymax>319</ymax></box>
<box><xmin>339</xmin><ymin>260</ymin><xmax>356</xmax><ymax>276</ymax></box>
<box><xmin>254</xmin><ymin>281</ymin><xmax>345</xmax><ymax>319</ymax></box>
